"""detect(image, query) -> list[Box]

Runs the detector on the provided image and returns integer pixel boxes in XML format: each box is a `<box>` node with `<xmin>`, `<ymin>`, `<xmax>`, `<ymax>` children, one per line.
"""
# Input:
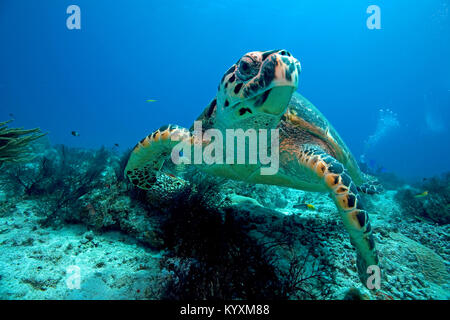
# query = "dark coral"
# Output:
<box><xmin>146</xmin><ymin>169</ymin><xmax>334</xmax><ymax>300</ymax></box>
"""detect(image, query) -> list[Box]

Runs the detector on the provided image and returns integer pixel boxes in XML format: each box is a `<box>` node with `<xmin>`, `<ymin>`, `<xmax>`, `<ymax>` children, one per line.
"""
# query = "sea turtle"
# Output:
<box><xmin>125</xmin><ymin>50</ymin><xmax>381</xmax><ymax>287</ymax></box>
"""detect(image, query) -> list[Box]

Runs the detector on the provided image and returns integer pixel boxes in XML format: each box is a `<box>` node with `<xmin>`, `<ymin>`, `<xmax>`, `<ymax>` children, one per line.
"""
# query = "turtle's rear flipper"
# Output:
<box><xmin>357</xmin><ymin>180</ymin><xmax>384</xmax><ymax>194</ymax></box>
<box><xmin>299</xmin><ymin>145</ymin><xmax>379</xmax><ymax>288</ymax></box>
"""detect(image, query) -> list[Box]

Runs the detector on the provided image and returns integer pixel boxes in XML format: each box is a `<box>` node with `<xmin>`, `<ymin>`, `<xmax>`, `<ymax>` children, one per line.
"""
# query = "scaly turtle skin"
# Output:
<box><xmin>125</xmin><ymin>50</ymin><xmax>380</xmax><ymax>287</ymax></box>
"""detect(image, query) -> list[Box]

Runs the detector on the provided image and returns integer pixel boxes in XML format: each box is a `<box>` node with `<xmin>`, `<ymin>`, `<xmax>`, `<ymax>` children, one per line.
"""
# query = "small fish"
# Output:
<box><xmin>9</xmin><ymin>113</ymin><xmax>14</xmax><ymax>118</ymax></box>
<box><xmin>114</xmin><ymin>143</ymin><xmax>119</xmax><ymax>147</ymax></box>
<box><xmin>293</xmin><ymin>203</ymin><xmax>316</xmax><ymax>211</ymax></box>
<box><xmin>71</xmin><ymin>131</ymin><xmax>80</xmax><ymax>137</ymax></box>
<box><xmin>146</xmin><ymin>99</ymin><xmax>157</xmax><ymax>103</ymax></box>
<box><xmin>414</xmin><ymin>191</ymin><xmax>429</xmax><ymax>198</ymax></box>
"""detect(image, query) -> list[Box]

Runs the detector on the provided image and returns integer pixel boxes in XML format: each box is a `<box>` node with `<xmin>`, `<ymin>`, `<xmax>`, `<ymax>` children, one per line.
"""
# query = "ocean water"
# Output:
<box><xmin>0</xmin><ymin>0</ymin><xmax>449</xmax><ymax>302</ymax></box>
<box><xmin>1</xmin><ymin>0</ymin><xmax>449</xmax><ymax>178</ymax></box>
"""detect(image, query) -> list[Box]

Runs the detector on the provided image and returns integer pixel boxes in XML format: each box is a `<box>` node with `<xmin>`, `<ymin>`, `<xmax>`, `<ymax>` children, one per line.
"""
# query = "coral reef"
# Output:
<box><xmin>0</xmin><ymin>144</ymin><xmax>449</xmax><ymax>300</ymax></box>
<box><xmin>394</xmin><ymin>172</ymin><xmax>450</xmax><ymax>225</ymax></box>
<box><xmin>2</xmin><ymin>145</ymin><xmax>110</xmax><ymax>227</ymax></box>
<box><xmin>129</xmin><ymin>169</ymin><xmax>334</xmax><ymax>300</ymax></box>
<box><xmin>149</xmin><ymin>171</ymin><xmax>283</xmax><ymax>300</ymax></box>
<box><xmin>389</xmin><ymin>233</ymin><xmax>448</xmax><ymax>285</ymax></box>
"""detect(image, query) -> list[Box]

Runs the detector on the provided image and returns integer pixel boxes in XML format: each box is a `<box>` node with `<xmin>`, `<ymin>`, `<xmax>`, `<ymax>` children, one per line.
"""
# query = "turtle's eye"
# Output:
<box><xmin>237</xmin><ymin>56</ymin><xmax>259</xmax><ymax>81</ymax></box>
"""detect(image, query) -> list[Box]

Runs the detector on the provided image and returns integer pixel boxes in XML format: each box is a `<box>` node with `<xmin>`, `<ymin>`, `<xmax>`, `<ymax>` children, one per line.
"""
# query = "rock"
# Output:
<box><xmin>84</xmin><ymin>231</ymin><xmax>94</xmax><ymax>241</ymax></box>
<box><xmin>228</xmin><ymin>194</ymin><xmax>263</xmax><ymax>207</ymax></box>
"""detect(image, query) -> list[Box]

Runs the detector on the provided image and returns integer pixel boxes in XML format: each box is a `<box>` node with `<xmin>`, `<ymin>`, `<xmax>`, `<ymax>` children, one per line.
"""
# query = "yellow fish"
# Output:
<box><xmin>293</xmin><ymin>203</ymin><xmax>316</xmax><ymax>211</ymax></box>
<box><xmin>414</xmin><ymin>191</ymin><xmax>428</xmax><ymax>198</ymax></box>
<box><xmin>146</xmin><ymin>99</ymin><xmax>157</xmax><ymax>103</ymax></box>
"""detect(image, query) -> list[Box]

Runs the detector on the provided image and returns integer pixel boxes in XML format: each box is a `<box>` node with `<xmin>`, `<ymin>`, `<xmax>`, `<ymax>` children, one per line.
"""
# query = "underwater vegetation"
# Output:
<box><xmin>143</xmin><ymin>169</ymin><xmax>335</xmax><ymax>300</ymax></box>
<box><xmin>0</xmin><ymin>145</ymin><xmax>109</xmax><ymax>227</ymax></box>
<box><xmin>395</xmin><ymin>172</ymin><xmax>450</xmax><ymax>225</ymax></box>
<box><xmin>0</xmin><ymin>120</ymin><xmax>46</xmax><ymax>167</ymax></box>
<box><xmin>0</xmin><ymin>144</ymin><xmax>336</xmax><ymax>299</ymax></box>
<box><xmin>1</xmin><ymin>141</ymin><xmax>449</xmax><ymax>300</ymax></box>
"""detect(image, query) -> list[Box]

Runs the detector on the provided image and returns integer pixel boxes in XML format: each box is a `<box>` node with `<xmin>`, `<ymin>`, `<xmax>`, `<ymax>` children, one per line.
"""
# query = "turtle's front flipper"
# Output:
<box><xmin>299</xmin><ymin>145</ymin><xmax>379</xmax><ymax>287</ymax></box>
<box><xmin>125</xmin><ymin>124</ymin><xmax>192</xmax><ymax>189</ymax></box>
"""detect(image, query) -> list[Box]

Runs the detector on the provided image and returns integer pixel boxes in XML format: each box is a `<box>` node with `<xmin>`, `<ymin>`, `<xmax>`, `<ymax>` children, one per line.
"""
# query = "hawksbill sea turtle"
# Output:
<box><xmin>125</xmin><ymin>50</ymin><xmax>382</xmax><ymax>286</ymax></box>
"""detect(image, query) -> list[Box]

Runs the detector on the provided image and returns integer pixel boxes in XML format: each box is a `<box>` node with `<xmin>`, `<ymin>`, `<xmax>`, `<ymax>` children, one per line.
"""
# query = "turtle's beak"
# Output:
<box><xmin>270</xmin><ymin>50</ymin><xmax>301</xmax><ymax>90</ymax></box>
<box><xmin>241</xmin><ymin>86</ymin><xmax>295</xmax><ymax>116</ymax></box>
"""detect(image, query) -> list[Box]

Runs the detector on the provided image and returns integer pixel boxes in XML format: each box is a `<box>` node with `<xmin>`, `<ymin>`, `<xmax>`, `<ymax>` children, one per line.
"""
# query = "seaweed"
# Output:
<box><xmin>0</xmin><ymin>120</ymin><xmax>46</xmax><ymax>167</ymax></box>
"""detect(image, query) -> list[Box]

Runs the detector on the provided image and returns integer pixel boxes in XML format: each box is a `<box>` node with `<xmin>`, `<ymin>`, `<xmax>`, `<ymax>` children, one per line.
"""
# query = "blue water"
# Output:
<box><xmin>0</xmin><ymin>0</ymin><xmax>449</xmax><ymax>179</ymax></box>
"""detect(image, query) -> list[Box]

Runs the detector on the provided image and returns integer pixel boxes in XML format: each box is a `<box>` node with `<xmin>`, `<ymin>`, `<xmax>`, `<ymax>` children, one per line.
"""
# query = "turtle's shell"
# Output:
<box><xmin>284</xmin><ymin>92</ymin><xmax>365</xmax><ymax>185</ymax></box>
<box><xmin>193</xmin><ymin>91</ymin><xmax>365</xmax><ymax>186</ymax></box>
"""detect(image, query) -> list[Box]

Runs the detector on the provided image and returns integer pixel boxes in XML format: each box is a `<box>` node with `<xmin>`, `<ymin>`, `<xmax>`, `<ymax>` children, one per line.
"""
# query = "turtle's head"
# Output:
<box><xmin>215</xmin><ymin>49</ymin><xmax>301</xmax><ymax>130</ymax></box>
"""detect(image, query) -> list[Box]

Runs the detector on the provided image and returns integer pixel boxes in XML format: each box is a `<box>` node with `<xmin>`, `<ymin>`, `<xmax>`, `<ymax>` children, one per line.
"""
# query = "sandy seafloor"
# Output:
<box><xmin>0</xmin><ymin>203</ymin><xmax>161</xmax><ymax>299</ymax></box>
<box><xmin>0</xmin><ymin>186</ymin><xmax>448</xmax><ymax>300</ymax></box>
